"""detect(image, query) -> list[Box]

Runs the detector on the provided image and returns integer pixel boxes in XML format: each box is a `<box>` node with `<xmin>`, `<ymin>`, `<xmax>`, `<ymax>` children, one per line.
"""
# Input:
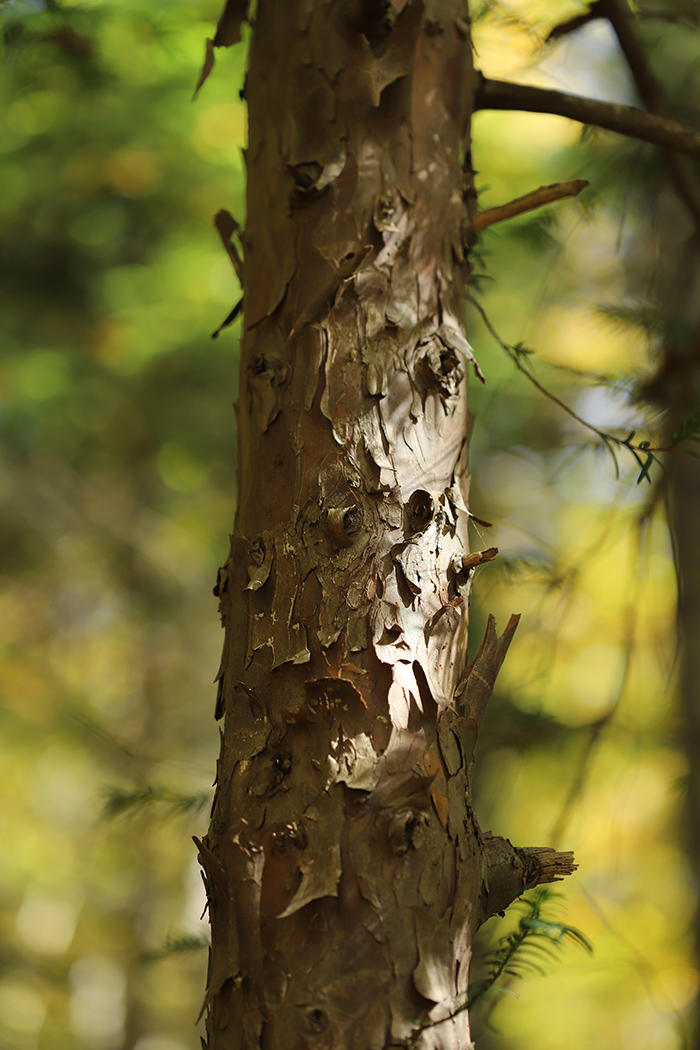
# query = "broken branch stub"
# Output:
<box><xmin>480</xmin><ymin>833</ymin><xmax>578</xmax><ymax>923</ymax></box>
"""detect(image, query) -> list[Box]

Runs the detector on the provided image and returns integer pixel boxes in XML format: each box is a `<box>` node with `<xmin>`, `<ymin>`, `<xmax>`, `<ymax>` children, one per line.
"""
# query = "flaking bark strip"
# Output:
<box><xmin>214</xmin><ymin>209</ymin><xmax>244</xmax><ymax>282</ymax></box>
<box><xmin>194</xmin><ymin>0</ymin><xmax>250</xmax><ymax>96</ymax></box>
<box><xmin>454</xmin><ymin>612</ymin><xmax>520</xmax><ymax>772</ymax></box>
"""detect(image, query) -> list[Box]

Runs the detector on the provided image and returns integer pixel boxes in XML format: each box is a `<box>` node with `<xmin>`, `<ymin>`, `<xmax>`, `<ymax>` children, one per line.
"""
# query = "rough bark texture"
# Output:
<box><xmin>200</xmin><ymin>3</ymin><xmax>575</xmax><ymax>1048</ymax></box>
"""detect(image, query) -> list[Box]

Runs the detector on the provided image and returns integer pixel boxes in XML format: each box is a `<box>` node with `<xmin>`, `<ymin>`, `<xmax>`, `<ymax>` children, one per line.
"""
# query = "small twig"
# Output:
<box><xmin>467</xmin><ymin>295</ymin><xmax>668</xmax><ymax>471</ymax></box>
<box><xmin>462</xmin><ymin>546</ymin><xmax>499</xmax><ymax>569</ymax></box>
<box><xmin>473</xmin><ymin>179</ymin><xmax>589</xmax><ymax>232</ymax></box>
<box><xmin>474</xmin><ymin>75</ymin><xmax>700</xmax><ymax>162</ymax></box>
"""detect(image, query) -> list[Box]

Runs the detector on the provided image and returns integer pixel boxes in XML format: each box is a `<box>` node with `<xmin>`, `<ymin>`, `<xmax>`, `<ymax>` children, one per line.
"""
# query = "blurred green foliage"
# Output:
<box><xmin>0</xmin><ymin>2</ymin><xmax>246</xmax><ymax>1047</ymax></box>
<box><xmin>0</xmin><ymin>1</ymin><xmax>696</xmax><ymax>1049</ymax></box>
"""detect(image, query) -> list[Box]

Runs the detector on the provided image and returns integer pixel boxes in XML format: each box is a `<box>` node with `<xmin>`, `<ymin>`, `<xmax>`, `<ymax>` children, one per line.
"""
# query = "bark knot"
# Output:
<box><xmin>406</xmin><ymin>489</ymin><xmax>435</xmax><ymax>533</ymax></box>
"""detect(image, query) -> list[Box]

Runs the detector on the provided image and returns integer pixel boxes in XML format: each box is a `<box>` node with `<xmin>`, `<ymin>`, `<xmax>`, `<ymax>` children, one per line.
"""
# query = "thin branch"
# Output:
<box><xmin>549</xmin><ymin>521</ymin><xmax>643</xmax><ymax>847</ymax></box>
<box><xmin>473</xmin><ymin>179</ymin><xmax>589</xmax><ymax>232</ymax></box>
<box><xmin>467</xmin><ymin>295</ymin><xmax>667</xmax><ymax>469</ymax></box>
<box><xmin>474</xmin><ymin>74</ymin><xmax>700</xmax><ymax>162</ymax></box>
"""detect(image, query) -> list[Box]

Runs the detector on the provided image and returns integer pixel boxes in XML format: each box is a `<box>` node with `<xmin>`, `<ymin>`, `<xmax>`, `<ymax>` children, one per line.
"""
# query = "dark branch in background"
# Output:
<box><xmin>474</xmin><ymin>74</ymin><xmax>700</xmax><ymax>162</ymax></box>
<box><xmin>550</xmin><ymin>519</ymin><xmax>643</xmax><ymax>847</ymax></box>
<box><xmin>545</xmin><ymin>3</ymin><xmax>602</xmax><ymax>41</ymax></box>
<box><xmin>556</xmin><ymin>0</ymin><xmax>700</xmax><ymax>229</ymax></box>
<box><xmin>473</xmin><ymin>179</ymin><xmax>589</xmax><ymax>231</ymax></box>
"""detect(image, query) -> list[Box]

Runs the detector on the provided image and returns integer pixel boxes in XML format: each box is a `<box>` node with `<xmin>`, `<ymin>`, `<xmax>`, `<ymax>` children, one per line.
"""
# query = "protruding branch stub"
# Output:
<box><xmin>478</xmin><ymin>832</ymin><xmax>578</xmax><ymax>926</ymax></box>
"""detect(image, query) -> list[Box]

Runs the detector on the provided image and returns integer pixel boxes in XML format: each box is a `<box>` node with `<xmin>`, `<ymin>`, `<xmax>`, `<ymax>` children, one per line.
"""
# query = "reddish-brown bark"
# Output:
<box><xmin>199</xmin><ymin>3</ymin><xmax>575</xmax><ymax>1048</ymax></box>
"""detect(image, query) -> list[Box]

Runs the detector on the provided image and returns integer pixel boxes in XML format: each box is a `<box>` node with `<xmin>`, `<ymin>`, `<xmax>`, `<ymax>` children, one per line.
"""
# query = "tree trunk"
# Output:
<box><xmin>198</xmin><ymin>3</ymin><xmax>574</xmax><ymax>1047</ymax></box>
<box><xmin>653</xmin><ymin>205</ymin><xmax>700</xmax><ymax>1049</ymax></box>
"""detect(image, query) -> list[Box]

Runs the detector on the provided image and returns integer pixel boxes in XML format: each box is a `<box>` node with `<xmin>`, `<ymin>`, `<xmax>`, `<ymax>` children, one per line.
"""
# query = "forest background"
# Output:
<box><xmin>0</xmin><ymin>0</ymin><xmax>695</xmax><ymax>1048</ymax></box>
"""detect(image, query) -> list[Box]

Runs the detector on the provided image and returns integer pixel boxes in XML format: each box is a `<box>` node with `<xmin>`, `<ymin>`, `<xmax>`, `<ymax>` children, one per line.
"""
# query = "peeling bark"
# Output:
<box><xmin>201</xmin><ymin>3</ymin><xmax>575</xmax><ymax>1048</ymax></box>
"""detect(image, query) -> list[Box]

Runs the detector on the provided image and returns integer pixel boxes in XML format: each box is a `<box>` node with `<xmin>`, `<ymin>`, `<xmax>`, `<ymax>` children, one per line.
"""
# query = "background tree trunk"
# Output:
<box><xmin>200</xmin><ymin>3</ymin><xmax>574</xmax><ymax>1047</ymax></box>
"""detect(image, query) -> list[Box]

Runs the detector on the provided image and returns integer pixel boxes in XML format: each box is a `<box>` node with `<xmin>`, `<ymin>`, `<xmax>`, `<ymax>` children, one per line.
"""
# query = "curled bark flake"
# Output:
<box><xmin>346</xmin><ymin>0</ymin><xmax>398</xmax><ymax>51</ymax></box>
<box><xmin>246</xmin><ymin>526</ymin><xmax>310</xmax><ymax>668</ymax></box>
<box><xmin>365</xmin><ymin>359</ymin><xmax>385</xmax><ymax>397</ymax></box>
<box><xmin>453</xmin><ymin>614</ymin><xmax>520</xmax><ymax>746</ymax></box>
<box><xmin>356</xmin><ymin>0</ymin><xmax>426</xmax><ymax>107</ymax></box>
<box><xmin>270</xmin><ymin>821</ymin><xmax>307</xmax><ymax>854</ymax></box>
<box><xmin>437</xmin><ymin>712</ymin><xmax>464</xmax><ymax>779</ymax></box>
<box><xmin>194</xmin><ymin>0</ymin><xmax>249</xmax><ymax>97</ymax></box>
<box><xmin>290</xmin><ymin>151</ymin><xmax>349</xmax><ymax>201</ymax></box>
<box><xmin>245</xmin><ymin>536</ymin><xmax>273</xmax><ymax>591</ymax></box>
<box><xmin>212</xmin><ymin>0</ymin><xmax>249</xmax><ymax>47</ymax></box>
<box><xmin>246</xmin><ymin>354</ymin><xmax>291</xmax><ymax>432</ymax></box>
<box><xmin>417</xmin><ymin>336</ymin><xmax>465</xmax><ymax>404</ymax></box>
<box><xmin>377</xmin><ymin>494</ymin><xmax>404</xmax><ymax>529</ymax></box>
<box><xmin>372</xmin><ymin>599</ymin><xmax>405</xmax><ymax>649</ymax></box>
<box><xmin>249</xmin><ymin>750</ymin><xmax>292</xmax><ymax>798</ymax></box>
<box><xmin>213</xmin><ymin>208</ymin><xmax>243</xmax><ymax>282</ymax></box>
<box><xmin>326</xmin><ymin>504</ymin><xmax>363</xmax><ymax>548</ymax></box>
<box><xmin>334</xmin><ymin>732</ymin><xmax>380</xmax><ymax>791</ymax></box>
<box><xmin>388</xmin><ymin>808</ymin><xmax>429</xmax><ymax>854</ymax></box>
<box><xmin>413</xmin><ymin>911</ymin><xmax>454</xmax><ymax>1006</ymax></box>
<box><xmin>276</xmin><ymin>795</ymin><xmax>344</xmax><ymax>917</ymax></box>
<box><xmin>438</xmin><ymin>320</ymin><xmax>485</xmax><ymax>383</ymax></box>
<box><xmin>211</xmin><ymin>297</ymin><xmax>243</xmax><ymax>340</ymax></box>
<box><xmin>374</xmin><ymin>188</ymin><xmax>401</xmax><ymax>233</ymax></box>
<box><xmin>299</xmin><ymin>335</ymin><xmax>326</xmax><ymax>423</ymax></box>
<box><xmin>193</xmin><ymin>836</ymin><xmax>227</xmax><ymax>891</ymax></box>
<box><xmin>359</xmin><ymin>406</ymin><xmax>397</xmax><ymax>489</ymax></box>
<box><xmin>304</xmin><ymin>676</ymin><xmax>369</xmax><ymax>738</ymax></box>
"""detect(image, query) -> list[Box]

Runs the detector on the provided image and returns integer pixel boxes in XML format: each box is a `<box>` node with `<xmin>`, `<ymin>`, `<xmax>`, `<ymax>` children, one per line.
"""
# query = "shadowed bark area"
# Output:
<box><xmin>200</xmin><ymin>2</ymin><xmax>575</xmax><ymax>1048</ymax></box>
